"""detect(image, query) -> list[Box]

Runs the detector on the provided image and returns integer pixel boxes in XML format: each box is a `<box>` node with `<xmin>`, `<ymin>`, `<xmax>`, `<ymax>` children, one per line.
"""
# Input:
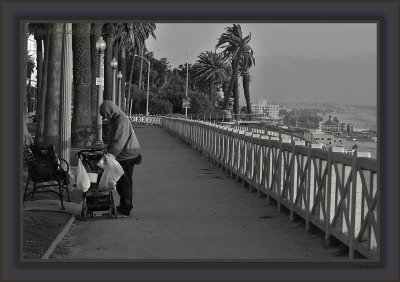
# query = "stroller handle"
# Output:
<box><xmin>76</xmin><ymin>148</ymin><xmax>107</xmax><ymax>159</ymax></box>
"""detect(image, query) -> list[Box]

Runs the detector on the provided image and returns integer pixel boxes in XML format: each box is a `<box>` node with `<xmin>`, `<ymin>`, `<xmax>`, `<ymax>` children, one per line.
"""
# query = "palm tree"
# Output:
<box><xmin>71</xmin><ymin>23</ymin><xmax>92</xmax><ymax>146</ymax></box>
<box><xmin>239</xmin><ymin>44</ymin><xmax>255</xmax><ymax>116</ymax></box>
<box><xmin>216</xmin><ymin>24</ymin><xmax>252</xmax><ymax>112</ymax></box>
<box><xmin>192</xmin><ymin>51</ymin><xmax>228</xmax><ymax>107</ymax></box>
<box><xmin>35</xmin><ymin>24</ymin><xmax>50</xmax><ymax>145</ymax></box>
<box><xmin>119</xmin><ymin>42</ymin><xmax>127</xmax><ymax>110</ymax></box>
<box><xmin>90</xmin><ymin>23</ymin><xmax>102</xmax><ymax>126</ymax></box>
<box><xmin>125</xmin><ymin>23</ymin><xmax>156</xmax><ymax>113</ymax></box>
<box><xmin>113</xmin><ymin>23</ymin><xmax>136</xmax><ymax>111</ymax></box>
<box><xmin>137</xmin><ymin>23</ymin><xmax>156</xmax><ymax>90</ymax></box>
<box><xmin>104</xmin><ymin>23</ymin><xmax>114</xmax><ymax>101</ymax></box>
<box><xmin>43</xmin><ymin>23</ymin><xmax>64</xmax><ymax>149</ymax></box>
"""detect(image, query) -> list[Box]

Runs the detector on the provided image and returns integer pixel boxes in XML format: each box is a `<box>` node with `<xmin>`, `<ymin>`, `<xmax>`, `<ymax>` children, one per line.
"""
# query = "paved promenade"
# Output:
<box><xmin>50</xmin><ymin>125</ymin><xmax>344</xmax><ymax>260</ymax></box>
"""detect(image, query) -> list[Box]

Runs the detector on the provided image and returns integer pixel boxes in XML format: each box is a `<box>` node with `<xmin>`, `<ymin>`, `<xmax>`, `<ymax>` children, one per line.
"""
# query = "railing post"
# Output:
<box><xmin>325</xmin><ymin>147</ymin><xmax>333</xmax><ymax>245</ymax></box>
<box><xmin>257</xmin><ymin>135</ymin><xmax>262</xmax><ymax>198</ymax></box>
<box><xmin>290</xmin><ymin>142</ymin><xmax>295</xmax><ymax>222</ymax></box>
<box><xmin>306</xmin><ymin>143</ymin><xmax>311</xmax><ymax>231</ymax></box>
<box><xmin>266</xmin><ymin>136</ymin><xmax>271</xmax><ymax>205</ymax></box>
<box><xmin>349</xmin><ymin>152</ymin><xmax>358</xmax><ymax>258</ymax></box>
<box><xmin>277</xmin><ymin>140</ymin><xmax>282</xmax><ymax>212</ymax></box>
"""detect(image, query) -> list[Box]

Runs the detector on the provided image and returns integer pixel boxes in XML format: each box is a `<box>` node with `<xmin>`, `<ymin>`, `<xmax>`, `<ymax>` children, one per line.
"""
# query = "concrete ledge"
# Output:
<box><xmin>24</xmin><ymin>199</ymin><xmax>82</xmax><ymax>216</ymax></box>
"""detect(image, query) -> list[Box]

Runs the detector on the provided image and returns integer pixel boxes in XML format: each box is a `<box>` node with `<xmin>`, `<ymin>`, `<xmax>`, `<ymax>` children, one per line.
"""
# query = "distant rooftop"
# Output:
<box><xmin>321</xmin><ymin>115</ymin><xmax>339</xmax><ymax>125</ymax></box>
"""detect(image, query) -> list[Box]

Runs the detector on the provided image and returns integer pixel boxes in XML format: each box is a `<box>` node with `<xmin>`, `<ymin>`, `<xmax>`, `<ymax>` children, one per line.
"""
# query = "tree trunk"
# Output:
<box><xmin>119</xmin><ymin>45</ymin><xmax>126</xmax><ymax>112</ymax></box>
<box><xmin>138</xmin><ymin>47</ymin><xmax>144</xmax><ymax>90</ymax></box>
<box><xmin>35</xmin><ymin>24</ymin><xmax>50</xmax><ymax>145</ymax></box>
<box><xmin>127</xmin><ymin>52</ymin><xmax>136</xmax><ymax>113</ymax></box>
<box><xmin>210</xmin><ymin>77</ymin><xmax>215</xmax><ymax>108</ymax></box>
<box><xmin>23</xmin><ymin>23</ymin><xmax>33</xmax><ymax>148</ymax></box>
<box><xmin>35</xmin><ymin>36</ymin><xmax>43</xmax><ymax>112</ymax></box>
<box><xmin>112</xmin><ymin>40</ymin><xmax>119</xmax><ymax>105</ymax></box>
<box><xmin>233</xmin><ymin>76</ymin><xmax>239</xmax><ymax>116</ymax></box>
<box><xmin>222</xmin><ymin>51</ymin><xmax>242</xmax><ymax>110</ymax></box>
<box><xmin>90</xmin><ymin>23</ymin><xmax>102</xmax><ymax>126</ymax></box>
<box><xmin>71</xmin><ymin>23</ymin><xmax>93</xmax><ymax>146</ymax></box>
<box><xmin>242</xmin><ymin>71</ymin><xmax>252</xmax><ymax>120</ymax></box>
<box><xmin>104</xmin><ymin>24</ymin><xmax>114</xmax><ymax>101</ymax></box>
<box><xmin>113</xmin><ymin>40</ymin><xmax>119</xmax><ymax>61</ymax></box>
<box><xmin>43</xmin><ymin>23</ymin><xmax>64</xmax><ymax>150</ymax></box>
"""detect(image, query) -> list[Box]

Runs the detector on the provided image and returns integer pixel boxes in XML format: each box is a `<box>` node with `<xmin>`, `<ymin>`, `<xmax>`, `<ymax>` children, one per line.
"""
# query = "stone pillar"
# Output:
<box><xmin>59</xmin><ymin>23</ymin><xmax>72</xmax><ymax>167</ymax></box>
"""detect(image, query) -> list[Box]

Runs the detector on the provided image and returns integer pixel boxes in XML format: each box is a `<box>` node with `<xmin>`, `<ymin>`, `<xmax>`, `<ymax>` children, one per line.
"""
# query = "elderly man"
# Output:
<box><xmin>99</xmin><ymin>100</ymin><xmax>142</xmax><ymax>217</ymax></box>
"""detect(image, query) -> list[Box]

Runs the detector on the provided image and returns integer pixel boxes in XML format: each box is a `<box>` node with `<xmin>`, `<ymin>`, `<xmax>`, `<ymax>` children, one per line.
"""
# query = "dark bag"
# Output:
<box><xmin>133</xmin><ymin>155</ymin><xmax>142</xmax><ymax>165</ymax></box>
<box><xmin>30</xmin><ymin>161</ymin><xmax>56</xmax><ymax>180</ymax></box>
<box><xmin>29</xmin><ymin>144</ymin><xmax>63</xmax><ymax>181</ymax></box>
<box><xmin>30</xmin><ymin>144</ymin><xmax>58</xmax><ymax>163</ymax></box>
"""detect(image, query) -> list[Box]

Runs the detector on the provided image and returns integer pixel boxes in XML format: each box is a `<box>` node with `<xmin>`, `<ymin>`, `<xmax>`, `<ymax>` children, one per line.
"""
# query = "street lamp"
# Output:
<box><xmin>94</xmin><ymin>36</ymin><xmax>106</xmax><ymax>145</ymax></box>
<box><xmin>135</xmin><ymin>54</ymin><xmax>150</xmax><ymax>116</ymax></box>
<box><xmin>111</xmin><ymin>57</ymin><xmax>118</xmax><ymax>104</ymax></box>
<box><xmin>117</xmin><ymin>71</ymin><xmax>123</xmax><ymax>108</ymax></box>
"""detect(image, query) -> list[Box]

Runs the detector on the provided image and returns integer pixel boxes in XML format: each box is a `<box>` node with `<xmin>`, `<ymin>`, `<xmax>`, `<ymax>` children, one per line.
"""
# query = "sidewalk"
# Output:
<box><xmin>48</xmin><ymin>125</ymin><xmax>344</xmax><ymax>260</ymax></box>
<box><xmin>24</xmin><ymin>200</ymin><xmax>81</xmax><ymax>215</ymax></box>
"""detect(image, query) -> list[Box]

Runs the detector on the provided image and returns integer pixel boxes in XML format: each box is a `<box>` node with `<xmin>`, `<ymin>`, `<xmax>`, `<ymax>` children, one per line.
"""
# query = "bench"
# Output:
<box><xmin>23</xmin><ymin>145</ymin><xmax>71</xmax><ymax>210</ymax></box>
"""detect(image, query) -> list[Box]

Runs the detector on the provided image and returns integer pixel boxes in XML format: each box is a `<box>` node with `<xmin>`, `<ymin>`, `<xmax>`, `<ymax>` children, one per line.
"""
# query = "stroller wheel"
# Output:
<box><xmin>113</xmin><ymin>206</ymin><xmax>118</xmax><ymax>219</ymax></box>
<box><xmin>81</xmin><ymin>206</ymin><xmax>87</xmax><ymax>221</ymax></box>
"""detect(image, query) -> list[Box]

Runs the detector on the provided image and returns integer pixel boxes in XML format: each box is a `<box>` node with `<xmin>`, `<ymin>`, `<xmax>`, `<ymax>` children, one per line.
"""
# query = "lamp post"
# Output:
<box><xmin>94</xmin><ymin>36</ymin><xmax>106</xmax><ymax>145</ymax></box>
<box><xmin>135</xmin><ymin>54</ymin><xmax>150</xmax><ymax>116</ymax></box>
<box><xmin>111</xmin><ymin>57</ymin><xmax>118</xmax><ymax>104</ymax></box>
<box><xmin>117</xmin><ymin>71</ymin><xmax>123</xmax><ymax>108</ymax></box>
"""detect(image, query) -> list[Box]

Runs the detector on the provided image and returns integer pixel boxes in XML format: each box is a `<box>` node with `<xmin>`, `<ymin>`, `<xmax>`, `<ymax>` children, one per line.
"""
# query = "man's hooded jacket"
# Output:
<box><xmin>99</xmin><ymin>100</ymin><xmax>142</xmax><ymax>161</ymax></box>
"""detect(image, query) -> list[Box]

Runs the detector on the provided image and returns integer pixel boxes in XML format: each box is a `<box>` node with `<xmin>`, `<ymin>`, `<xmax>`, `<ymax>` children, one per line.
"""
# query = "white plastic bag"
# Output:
<box><xmin>98</xmin><ymin>154</ymin><xmax>124</xmax><ymax>191</ymax></box>
<box><xmin>76</xmin><ymin>158</ymin><xmax>90</xmax><ymax>192</ymax></box>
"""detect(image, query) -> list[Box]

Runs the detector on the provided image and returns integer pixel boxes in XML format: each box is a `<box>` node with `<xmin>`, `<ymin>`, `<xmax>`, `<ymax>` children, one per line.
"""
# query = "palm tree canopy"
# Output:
<box><xmin>239</xmin><ymin>44</ymin><xmax>255</xmax><ymax>73</ymax></box>
<box><xmin>126</xmin><ymin>23</ymin><xmax>156</xmax><ymax>53</ymax></box>
<box><xmin>192</xmin><ymin>51</ymin><xmax>229</xmax><ymax>84</ymax></box>
<box><xmin>104</xmin><ymin>22</ymin><xmax>156</xmax><ymax>54</ymax></box>
<box><xmin>28</xmin><ymin>23</ymin><xmax>47</xmax><ymax>40</ymax></box>
<box><xmin>216</xmin><ymin>24</ymin><xmax>251</xmax><ymax>62</ymax></box>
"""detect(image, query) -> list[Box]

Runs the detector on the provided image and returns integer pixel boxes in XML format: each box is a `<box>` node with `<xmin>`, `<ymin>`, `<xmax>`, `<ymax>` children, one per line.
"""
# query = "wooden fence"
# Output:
<box><xmin>162</xmin><ymin>117</ymin><xmax>379</xmax><ymax>259</ymax></box>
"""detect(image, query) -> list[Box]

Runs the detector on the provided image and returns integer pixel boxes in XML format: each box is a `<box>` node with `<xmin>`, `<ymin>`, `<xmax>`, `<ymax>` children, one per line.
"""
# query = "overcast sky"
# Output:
<box><xmin>146</xmin><ymin>23</ymin><xmax>377</xmax><ymax>106</ymax></box>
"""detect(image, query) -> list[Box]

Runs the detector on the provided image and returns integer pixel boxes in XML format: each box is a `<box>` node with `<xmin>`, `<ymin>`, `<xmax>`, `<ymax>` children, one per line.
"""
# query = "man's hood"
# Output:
<box><xmin>99</xmin><ymin>100</ymin><xmax>121</xmax><ymax>119</ymax></box>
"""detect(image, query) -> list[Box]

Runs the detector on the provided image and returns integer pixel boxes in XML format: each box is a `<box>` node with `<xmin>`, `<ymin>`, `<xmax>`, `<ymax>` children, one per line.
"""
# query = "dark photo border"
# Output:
<box><xmin>1</xmin><ymin>0</ymin><xmax>399</xmax><ymax>281</ymax></box>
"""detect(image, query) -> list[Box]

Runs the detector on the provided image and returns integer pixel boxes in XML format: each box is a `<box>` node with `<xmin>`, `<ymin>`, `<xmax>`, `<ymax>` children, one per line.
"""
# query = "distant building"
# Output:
<box><xmin>319</xmin><ymin>115</ymin><xmax>341</xmax><ymax>132</ymax></box>
<box><xmin>250</xmin><ymin>100</ymin><xmax>280</xmax><ymax>119</ymax></box>
<box><xmin>311</xmin><ymin>130</ymin><xmax>344</xmax><ymax>147</ymax></box>
<box><xmin>346</xmin><ymin>124</ymin><xmax>354</xmax><ymax>133</ymax></box>
<box><xmin>264</xmin><ymin>105</ymin><xmax>280</xmax><ymax>119</ymax></box>
<box><xmin>250</xmin><ymin>100</ymin><xmax>267</xmax><ymax>114</ymax></box>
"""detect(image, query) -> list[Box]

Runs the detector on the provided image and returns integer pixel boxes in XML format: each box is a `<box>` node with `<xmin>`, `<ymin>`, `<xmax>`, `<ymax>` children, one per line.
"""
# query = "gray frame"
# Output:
<box><xmin>2</xmin><ymin>0</ymin><xmax>398</xmax><ymax>281</ymax></box>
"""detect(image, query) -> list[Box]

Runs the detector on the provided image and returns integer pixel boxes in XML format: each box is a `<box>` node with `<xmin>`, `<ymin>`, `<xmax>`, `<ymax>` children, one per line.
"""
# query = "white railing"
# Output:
<box><xmin>162</xmin><ymin>117</ymin><xmax>379</xmax><ymax>259</ymax></box>
<box><xmin>129</xmin><ymin>115</ymin><xmax>162</xmax><ymax>126</ymax></box>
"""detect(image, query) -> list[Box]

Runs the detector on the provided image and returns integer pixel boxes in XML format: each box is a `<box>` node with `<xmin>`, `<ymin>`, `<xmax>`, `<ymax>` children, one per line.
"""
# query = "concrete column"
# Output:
<box><xmin>59</xmin><ymin>23</ymin><xmax>72</xmax><ymax>167</ymax></box>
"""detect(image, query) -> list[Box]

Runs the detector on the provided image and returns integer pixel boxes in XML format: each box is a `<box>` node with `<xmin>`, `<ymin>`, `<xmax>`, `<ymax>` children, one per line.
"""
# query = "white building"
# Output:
<box><xmin>250</xmin><ymin>99</ymin><xmax>267</xmax><ymax>114</ymax></box>
<box><xmin>311</xmin><ymin>130</ymin><xmax>344</xmax><ymax>147</ymax></box>
<box><xmin>264</xmin><ymin>105</ymin><xmax>280</xmax><ymax>119</ymax></box>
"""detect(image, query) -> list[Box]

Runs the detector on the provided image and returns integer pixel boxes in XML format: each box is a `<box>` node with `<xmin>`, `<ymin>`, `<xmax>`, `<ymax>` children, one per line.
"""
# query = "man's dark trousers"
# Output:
<box><xmin>116</xmin><ymin>158</ymin><xmax>136</xmax><ymax>215</ymax></box>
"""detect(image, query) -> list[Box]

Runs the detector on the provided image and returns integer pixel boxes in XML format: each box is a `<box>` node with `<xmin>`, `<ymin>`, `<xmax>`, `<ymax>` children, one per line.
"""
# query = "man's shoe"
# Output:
<box><xmin>117</xmin><ymin>210</ymin><xmax>132</xmax><ymax>218</ymax></box>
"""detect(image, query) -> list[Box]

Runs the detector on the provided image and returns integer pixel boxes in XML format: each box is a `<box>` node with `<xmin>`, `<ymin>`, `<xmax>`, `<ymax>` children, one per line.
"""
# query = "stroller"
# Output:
<box><xmin>76</xmin><ymin>149</ymin><xmax>117</xmax><ymax>220</ymax></box>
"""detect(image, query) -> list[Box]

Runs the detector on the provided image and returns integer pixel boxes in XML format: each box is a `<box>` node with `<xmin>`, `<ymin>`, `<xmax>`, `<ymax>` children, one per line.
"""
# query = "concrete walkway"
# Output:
<box><xmin>50</xmin><ymin>125</ymin><xmax>344</xmax><ymax>261</ymax></box>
